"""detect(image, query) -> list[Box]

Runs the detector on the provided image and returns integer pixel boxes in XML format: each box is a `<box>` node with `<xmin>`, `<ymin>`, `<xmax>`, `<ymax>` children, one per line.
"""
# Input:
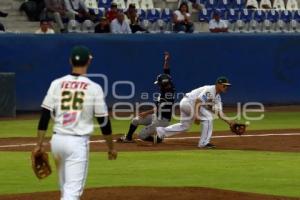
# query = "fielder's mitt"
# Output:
<box><xmin>31</xmin><ymin>148</ymin><xmax>52</xmax><ymax>179</ymax></box>
<box><xmin>230</xmin><ymin>123</ymin><xmax>246</xmax><ymax>135</ymax></box>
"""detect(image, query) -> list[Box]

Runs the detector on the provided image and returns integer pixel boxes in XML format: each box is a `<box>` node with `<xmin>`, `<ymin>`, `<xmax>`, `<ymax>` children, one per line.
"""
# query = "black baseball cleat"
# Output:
<box><xmin>116</xmin><ymin>135</ymin><xmax>134</xmax><ymax>143</ymax></box>
<box><xmin>153</xmin><ymin>134</ymin><xmax>163</xmax><ymax>144</ymax></box>
<box><xmin>202</xmin><ymin>143</ymin><xmax>216</xmax><ymax>149</ymax></box>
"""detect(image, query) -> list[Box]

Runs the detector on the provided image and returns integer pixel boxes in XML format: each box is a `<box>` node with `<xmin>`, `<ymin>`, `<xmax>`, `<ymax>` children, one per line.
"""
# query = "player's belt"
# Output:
<box><xmin>53</xmin><ymin>132</ymin><xmax>85</xmax><ymax>137</ymax></box>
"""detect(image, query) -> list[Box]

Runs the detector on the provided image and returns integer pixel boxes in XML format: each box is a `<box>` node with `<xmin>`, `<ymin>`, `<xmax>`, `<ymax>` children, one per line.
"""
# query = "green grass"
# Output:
<box><xmin>0</xmin><ymin>150</ymin><xmax>299</xmax><ymax>197</ymax></box>
<box><xmin>0</xmin><ymin>112</ymin><xmax>300</xmax><ymax>137</ymax></box>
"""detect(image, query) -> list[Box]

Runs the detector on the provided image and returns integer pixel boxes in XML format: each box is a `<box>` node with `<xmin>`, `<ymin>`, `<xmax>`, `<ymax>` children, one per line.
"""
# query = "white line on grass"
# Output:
<box><xmin>1</xmin><ymin>133</ymin><xmax>300</xmax><ymax>148</ymax></box>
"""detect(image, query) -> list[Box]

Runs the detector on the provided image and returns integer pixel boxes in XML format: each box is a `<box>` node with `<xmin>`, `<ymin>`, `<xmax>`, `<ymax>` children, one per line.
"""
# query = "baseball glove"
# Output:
<box><xmin>31</xmin><ymin>148</ymin><xmax>52</xmax><ymax>179</ymax></box>
<box><xmin>230</xmin><ymin>123</ymin><xmax>246</xmax><ymax>135</ymax></box>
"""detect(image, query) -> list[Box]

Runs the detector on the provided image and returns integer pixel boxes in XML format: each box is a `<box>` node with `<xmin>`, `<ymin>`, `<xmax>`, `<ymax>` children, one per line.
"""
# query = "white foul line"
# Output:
<box><xmin>165</xmin><ymin>133</ymin><xmax>300</xmax><ymax>141</ymax></box>
<box><xmin>0</xmin><ymin>143</ymin><xmax>36</xmax><ymax>148</ymax></box>
<box><xmin>0</xmin><ymin>133</ymin><xmax>300</xmax><ymax>149</ymax></box>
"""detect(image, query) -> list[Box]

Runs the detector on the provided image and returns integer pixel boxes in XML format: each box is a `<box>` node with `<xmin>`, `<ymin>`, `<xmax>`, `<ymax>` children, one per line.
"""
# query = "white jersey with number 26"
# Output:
<box><xmin>42</xmin><ymin>74</ymin><xmax>108</xmax><ymax>136</ymax></box>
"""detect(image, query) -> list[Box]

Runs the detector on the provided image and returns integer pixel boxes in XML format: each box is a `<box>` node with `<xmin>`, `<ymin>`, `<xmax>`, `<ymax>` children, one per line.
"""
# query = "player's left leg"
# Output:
<box><xmin>198</xmin><ymin>120</ymin><xmax>214</xmax><ymax>148</ymax></box>
<box><xmin>119</xmin><ymin>115</ymin><xmax>153</xmax><ymax>142</ymax></box>
<box><xmin>138</xmin><ymin>117</ymin><xmax>169</xmax><ymax>142</ymax></box>
<box><xmin>51</xmin><ymin>134</ymin><xmax>67</xmax><ymax>199</ymax></box>
<box><xmin>63</xmin><ymin>135</ymin><xmax>90</xmax><ymax>200</ymax></box>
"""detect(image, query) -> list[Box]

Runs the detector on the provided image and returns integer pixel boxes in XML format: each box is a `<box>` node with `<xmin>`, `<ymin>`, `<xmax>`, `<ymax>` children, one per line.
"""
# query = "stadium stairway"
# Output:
<box><xmin>0</xmin><ymin>0</ymin><xmax>206</xmax><ymax>33</ymax></box>
<box><xmin>0</xmin><ymin>0</ymin><xmax>39</xmax><ymax>33</ymax></box>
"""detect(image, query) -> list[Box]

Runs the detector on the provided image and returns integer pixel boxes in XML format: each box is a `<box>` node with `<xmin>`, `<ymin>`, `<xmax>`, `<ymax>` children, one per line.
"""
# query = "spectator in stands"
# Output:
<box><xmin>125</xmin><ymin>4</ymin><xmax>147</xmax><ymax>33</ymax></box>
<box><xmin>173</xmin><ymin>2</ymin><xmax>194</xmax><ymax>33</ymax></box>
<box><xmin>106</xmin><ymin>3</ymin><xmax>118</xmax><ymax>22</ymax></box>
<box><xmin>0</xmin><ymin>11</ymin><xmax>8</xmax><ymax>18</ymax></box>
<box><xmin>273</xmin><ymin>0</ymin><xmax>286</xmax><ymax>9</ymax></box>
<box><xmin>0</xmin><ymin>10</ymin><xmax>8</xmax><ymax>31</ymax></box>
<box><xmin>260</xmin><ymin>0</ymin><xmax>272</xmax><ymax>9</ymax></box>
<box><xmin>110</xmin><ymin>11</ymin><xmax>132</xmax><ymax>34</ymax></box>
<box><xmin>95</xmin><ymin>17</ymin><xmax>110</xmax><ymax>33</ymax></box>
<box><xmin>45</xmin><ymin>0</ymin><xmax>74</xmax><ymax>33</ymax></box>
<box><xmin>209</xmin><ymin>10</ymin><xmax>228</xmax><ymax>33</ymax></box>
<box><xmin>246</xmin><ymin>0</ymin><xmax>259</xmax><ymax>9</ymax></box>
<box><xmin>0</xmin><ymin>23</ymin><xmax>5</xmax><ymax>32</ymax></box>
<box><xmin>20</xmin><ymin>0</ymin><xmax>45</xmax><ymax>21</ymax></box>
<box><xmin>35</xmin><ymin>19</ymin><xmax>55</xmax><ymax>34</ymax></box>
<box><xmin>64</xmin><ymin>0</ymin><xmax>90</xmax><ymax>23</ymax></box>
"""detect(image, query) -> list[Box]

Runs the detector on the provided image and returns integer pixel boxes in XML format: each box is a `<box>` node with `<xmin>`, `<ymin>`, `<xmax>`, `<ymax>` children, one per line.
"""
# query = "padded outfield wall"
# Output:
<box><xmin>0</xmin><ymin>33</ymin><xmax>300</xmax><ymax>111</ymax></box>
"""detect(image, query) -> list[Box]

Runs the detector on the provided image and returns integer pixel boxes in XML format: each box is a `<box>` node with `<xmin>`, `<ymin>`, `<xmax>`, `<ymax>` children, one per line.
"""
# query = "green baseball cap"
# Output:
<box><xmin>216</xmin><ymin>76</ymin><xmax>231</xmax><ymax>86</ymax></box>
<box><xmin>71</xmin><ymin>45</ymin><xmax>93</xmax><ymax>66</ymax></box>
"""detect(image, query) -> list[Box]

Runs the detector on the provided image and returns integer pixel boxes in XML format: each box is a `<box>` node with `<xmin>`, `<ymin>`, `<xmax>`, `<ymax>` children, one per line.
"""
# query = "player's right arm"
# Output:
<box><xmin>34</xmin><ymin>81</ymin><xmax>56</xmax><ymax>152</ymax></box>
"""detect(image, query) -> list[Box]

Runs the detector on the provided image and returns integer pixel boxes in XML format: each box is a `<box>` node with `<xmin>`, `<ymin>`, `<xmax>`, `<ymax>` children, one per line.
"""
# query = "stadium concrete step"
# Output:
<box><xmin>0</xmin><ymin>0</ymin><xmax>207</xmax><ymax>33</ymax></box>
<box><xmin>0</xmin><ymin>0</ymin><xmax>40</xmax><ymax>33</ymax></box>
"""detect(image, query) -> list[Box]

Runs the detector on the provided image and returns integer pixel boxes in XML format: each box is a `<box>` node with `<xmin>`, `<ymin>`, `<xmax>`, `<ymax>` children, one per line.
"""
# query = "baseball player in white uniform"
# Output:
<box><xmin>156</xmin><ymin>77</ymin><xmax>233</xmax><ymax>148</ymax></box>
<box><xmin>33</xmin><ymin>45</ymin><xmax>117</xmax><ymax>200</ymax></box>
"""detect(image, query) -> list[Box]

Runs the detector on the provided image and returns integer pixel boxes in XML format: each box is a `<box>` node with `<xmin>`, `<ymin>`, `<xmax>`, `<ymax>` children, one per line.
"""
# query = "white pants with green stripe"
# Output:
<box><xmin>51</xmin><ymin>134</ymin><xmax>89</xmax><ymax>200</ymax></box>
<box><xmin>157</xmin><ymin>97</ymin><xmax>214</xmax><ymax>147</ymax></box>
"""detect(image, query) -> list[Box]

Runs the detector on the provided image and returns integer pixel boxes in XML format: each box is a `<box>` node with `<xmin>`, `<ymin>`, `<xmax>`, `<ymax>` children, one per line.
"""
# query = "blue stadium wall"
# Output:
<box><xmin>0</xmin><ymin>33</ymin><xmax>300</xmax><ymax>111</ymax></box>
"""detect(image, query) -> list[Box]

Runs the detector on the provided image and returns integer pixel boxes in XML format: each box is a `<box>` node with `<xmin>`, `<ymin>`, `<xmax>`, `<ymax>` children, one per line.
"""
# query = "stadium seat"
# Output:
<box><xmin>227</xmin><ymin>8</ymin><xmax>239</xmax><ymax>32</ymax></box>
<box><xmin>290</xmin><ymin>11</ymin><xmax>300</xmax><ymax>31</ymax></box>
<box><xmin>232</xmin><ymin>0</ymin><xmax>245</xmax><ymax>10</ymax></box>
<box><xmin>217</xmin><ymin>0</ymin><xmax>230</xmax><ymax>11</ymax></box>
<box><xmin>236</xmin><ymin>9</ymin><xmax>254</xmax><ymax>32</ymax></box>
<box><xmin>218</xmin><ymin>9</ymin><xmax>227</xmax><ymax>19</ymax></box>
<box><xmin>266</xmin><ymin>9</ymin><xmax>280</xmax><ymax>23</ymax></box>
<box><xmin>249</xmin><ymin>10</ymin><xmax>266</xmax><ymax>32</ymax></box>
<box><xmin>161</xmin><ymin>8</ymin><xmax>173</xmax><ymax>23</ymax></box>
<box><xmin>126</xmin><ymin>0</ymin><xmax>140</xmax><ymax>9</ymax></box>
<box><xmin>205</xmin><ymin>0</ymin><xmax>218</xmax><ymax>10</ymax></box>
<box><xmin>240</xmin><ymin>9</ymin><xmax>254</xmax><ymax>22</ymax></box>
<box><xmin>280</xmin><ymin>10</ymin><xmax>292</xmax><ymax>23</ymax></box>
<box><xmin>253</xmin><ymin>9</ymin><xmax>266</xmax><ymax>23</ymax></box>
<box><xmin>286</xmin><ymin>0</ymin><xmax>298</xmax><ymax>10</ymax></box>
<box><xmin>140</xmin><ymin>0</ymin><xmax>155</xmax><ymax>10</ymax></box>
<box><xmin>278</xmin><ymin>10</ymin><xmax>293</xmax><ymax>32</ymax></box>
<box><xmin>264</xmin><ymin>9</ymin><xmax>279</xmax><ymax>32</ymax></box>
<box><xmin>112</xmin><ymin>0</ymin><xmax>126</xmax><ymax>9</ymax></box>
<box><xmin>137</xmin><ymin>9</ymin><xmax>147</xmax><ymax>21</ymax></box>
<box><xmin>159</xmin><ymin>8</ymin><xmax>173</xmax><ymax>32</ymax></box>
<box><xmin>98</xmin><ymin>0</ymin><xmax>112</xmax><ymax>9</ymax></box>
<box><xmin>293</xmin><ymin>9</ymin><xmax>300</xmax><ymax>22</ymax></box>
<box><xmin>273</xmin><ymin>0</ymin><xmax>285</xmax><ymax>10</ymax></box>
<box><xmin>68</xmin><ymin>20</ymin><xmax>81</xmax><ymax>33</ymax></box>
<box><xmin>146</xmin><ymin>8</ymin><xmax>160</xmax><ymax>23</ymax></box>
<box><xmin>198</xmin><ymin>8</ymin><xmax>212</xmax><ymax>23</ymax></box>
<box><xmin>143</xmin><ymin>9</ymin><xmax>160</xmax><ymax>32</ymax></box>
<box><xmin>81</xmin><ymin>20</ymin><xmax>94</xmax><ymax>33</ymax></box>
